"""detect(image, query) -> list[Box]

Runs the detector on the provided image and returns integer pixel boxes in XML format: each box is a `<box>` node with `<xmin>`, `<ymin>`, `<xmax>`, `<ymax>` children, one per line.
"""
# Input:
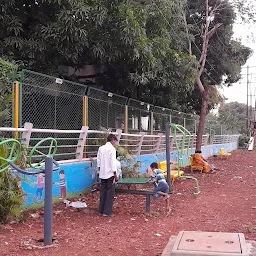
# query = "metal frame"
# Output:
<box><xmin>0</xmin><ymin>123</ymin><xmax>239</xmax><ymax>162</ymax></box>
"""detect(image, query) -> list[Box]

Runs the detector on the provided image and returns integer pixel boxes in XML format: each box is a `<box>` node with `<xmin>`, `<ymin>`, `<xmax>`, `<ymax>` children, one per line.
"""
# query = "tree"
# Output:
<box><xmin>186</xmin><ymin>0</ymin><xmax>252</xmax><ymax>150</ymax></box>
<box><xmin>218</xmin><ymin>102</ymin><xmax>248</xmax><ymax>134</ymax></box>
<box><xmin>0</xmin><ymin>58</ymin><xmax>17</xmax><ymax>127</ymax></box>
<box><xmin>0</xmin><ymin>0</ymin><xmax>196</xmax><ymax>111</ymax></box>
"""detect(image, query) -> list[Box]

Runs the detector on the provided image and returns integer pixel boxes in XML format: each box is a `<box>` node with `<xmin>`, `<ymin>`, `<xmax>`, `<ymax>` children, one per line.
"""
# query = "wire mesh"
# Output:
<box><xmin>127</xmin><ymin>99</ymin><xmax>153</xmax><ymax>133</ymax></box>
<box><xmin>16</xmin><ymin>69</ymin><xmax>200</xmax><ymax>134</ymax></box>
<box><xmin>20</xmin><ymin>70</ymin><xmax>86</xmax><ymax>130</ymax></box>
<box><xmin>153</xmin><ymin>106</ymin><xmax>171</xmax><ymax>133</ymax></box>
<box><xmin>87</xmin><ymin>87</ymin><xmax>127</xmax><ymax>130</ymax></box>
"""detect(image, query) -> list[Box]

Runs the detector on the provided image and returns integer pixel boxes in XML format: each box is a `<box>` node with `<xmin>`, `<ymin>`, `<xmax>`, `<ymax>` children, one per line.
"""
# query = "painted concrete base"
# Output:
<box><xmin>162</xmin><ymin>231</ymin><xmax>256</xmax><ymax>256</ymax></box>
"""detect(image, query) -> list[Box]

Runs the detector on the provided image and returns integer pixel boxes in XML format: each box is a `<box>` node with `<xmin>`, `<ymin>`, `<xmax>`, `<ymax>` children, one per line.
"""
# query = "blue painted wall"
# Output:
<box><xmin>22</xmin><ymin>161</ymin><xmax>95</xmax><ymax>206</ymax></box>
<box><xmin>21</xmin><ymin>141</ymin><xmax>237</xmax><ymax>206</ymax></box>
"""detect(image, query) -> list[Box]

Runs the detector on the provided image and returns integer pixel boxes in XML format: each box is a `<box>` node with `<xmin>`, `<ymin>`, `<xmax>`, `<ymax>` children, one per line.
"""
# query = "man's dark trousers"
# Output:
<box><xmin>99</xmin><ymin>176</ymin><xmax>114</xmax><ymax>216</ymax></box>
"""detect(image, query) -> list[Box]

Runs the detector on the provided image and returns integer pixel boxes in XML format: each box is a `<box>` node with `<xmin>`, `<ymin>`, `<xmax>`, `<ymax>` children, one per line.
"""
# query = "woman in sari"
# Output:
<box><xmin>191</xmin><ymin>150</ymin><xmax>215</xmax><ymax>174</ymax></box>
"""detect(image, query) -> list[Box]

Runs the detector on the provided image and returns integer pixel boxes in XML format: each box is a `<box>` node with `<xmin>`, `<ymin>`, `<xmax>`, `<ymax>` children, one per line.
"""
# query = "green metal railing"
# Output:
<box><xmin>12</xmin><ymin>69</ymin><xmax>200</xmax><ymax>135</ymax></box>
<box><xmin>170</xmin><ymin>123</ymin><xmax>200</xmax><ymax>195</ymax></box>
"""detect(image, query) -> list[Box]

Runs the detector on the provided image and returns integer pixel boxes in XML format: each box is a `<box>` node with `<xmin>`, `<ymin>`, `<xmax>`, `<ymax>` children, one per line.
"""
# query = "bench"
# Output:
<box><xmin>92</xmin><ymin>179</ymin><xmax>171</xmax><ymax>214</ymax></box>
<box><xmin>115</xmin><ymin>189</ymin><xmax>155</xmax><ymax>213</ymax></box>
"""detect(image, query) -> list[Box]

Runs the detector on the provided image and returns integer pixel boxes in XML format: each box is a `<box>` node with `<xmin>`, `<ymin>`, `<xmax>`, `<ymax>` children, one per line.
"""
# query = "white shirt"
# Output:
<box><xmin>116</xmin><ymin>159</ymin><xmax>122</xmax><ymax>179</ymax></box>
<box><xmin>97</xmin><ymin>142</ymin><xmax>117</xmax><ymax>179</ymax></box>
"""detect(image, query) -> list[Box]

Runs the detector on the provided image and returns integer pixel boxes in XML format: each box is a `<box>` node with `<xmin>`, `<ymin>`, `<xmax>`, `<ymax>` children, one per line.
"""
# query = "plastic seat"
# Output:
<box><xmin>158</xmin><ymin>161</ymin><xmax>184</xmax><ymax>184</ymax></box>
<box><xmin>219</xmin><ymin>148</ymin><xmax>231</xmax><ymax>159</ymax></box>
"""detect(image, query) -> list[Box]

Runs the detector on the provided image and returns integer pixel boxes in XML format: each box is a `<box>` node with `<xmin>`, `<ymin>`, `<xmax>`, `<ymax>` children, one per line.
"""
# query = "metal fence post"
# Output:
<box><xmin>204</xmin><ymin>134</ymin><xmax>209</xmax><ymax>146</ymax></box>
<box><xmin>190</xmin><ymin>134</ymin><xmax>195</xmax><ymax>150</ymax></box>
<box><xmin>83</xmin><ymin>96</ymin><xmax>88</xmax><ymax>126</ymax></box>
<box><xmin>136</xmin><ymin>132</ymin><xmax>145</xmax><ymax>156</ymax></box>
<box><xmin>165</xmin><ymin>122</ymin><xmax>171</xmax><ymax>192</ymax></box>
<box><xmin>44</xmin><ymin>157</ymin><xmax>53</xmax><ymax>246</ymax></box>
<box><xmin>116</xmin><ymin>129</ymin><xmax>122</xmax><ymax>143</ymax></box>
<box><xmin>21</xmin><ymin>122</ymin><xmax>33</xmax><ymax>147</ymax></box>
<box><xmin>76</xmin><ymin>126</ymin><xmax>88</xmax><ymax>160</ymax></box>
<box><xmin>155</xmin><ymin>133</ymin><xmax>163</xmax><ymax>154</ymax></box>
<box><xmin>150</xmin><ymin>111</ymin><xmax>154</xmax><ymax>135</ymax></box>
<box><xmin>124</xmin><ymin>105</ymin><xmax>128</xmax><ymax>133</ymax></box>
<box><xmin>19</xmin><ymin>80</ymin><xmax>23</xmax><ymax>129</ymax></box>
<box><xmin>13</xmin><ymin>81</ymin><xmax>20</xmax><ymax>138</ymax></box>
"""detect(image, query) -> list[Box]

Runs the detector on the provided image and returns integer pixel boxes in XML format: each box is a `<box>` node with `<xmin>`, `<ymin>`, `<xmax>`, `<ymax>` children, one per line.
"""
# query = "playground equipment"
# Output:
<box><xmin>165</xmin><ymin>123</ymin><xmax>200</xmax><ymax>195</ymax></box>
<box><xmin>219</xmin><ymin>147</ymin><xmax>232</xmax><ymax>159</ymax></box>
<box><xmin>0</xmin><ymin>138</ymin><xmax>59</xmax><ymax>246</ymax></box>
<box><xmin>158</xmin><ymin>160</ymin><xmax>184</xmax><ymax>184</ymax></box>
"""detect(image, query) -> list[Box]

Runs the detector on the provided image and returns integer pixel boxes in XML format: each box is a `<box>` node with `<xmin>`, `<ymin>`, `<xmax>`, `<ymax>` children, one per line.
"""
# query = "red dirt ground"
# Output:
<box><xmin>1</xmin><ymin>149</ymin><xmax>256</xmax><ymax>256</ymax></box>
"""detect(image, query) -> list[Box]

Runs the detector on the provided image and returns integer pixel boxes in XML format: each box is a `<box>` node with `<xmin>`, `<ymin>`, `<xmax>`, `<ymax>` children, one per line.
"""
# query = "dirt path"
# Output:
<box><xmin>1</xmin><ymin>149</ymin><xmax>256</xmax><ymax>256</ymax></box>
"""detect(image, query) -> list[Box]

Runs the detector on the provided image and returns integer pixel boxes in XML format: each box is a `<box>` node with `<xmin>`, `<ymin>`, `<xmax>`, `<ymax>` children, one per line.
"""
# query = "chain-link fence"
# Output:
<box><xmin>87</xmin><ymin>87</ymin><xmax>128</xmax><ymax>130</ymax></box>
<box><xmin>13</xmin><ymin>69</ymin><xmax>200</xmax><ymax>134</ymax></box>
<box><xmin>153</xmin><ymin>106</ymin><xmax>171</xmax><ymax>133</ymax></box>
<box><xmin>20</xmin><ymin>69</ymin><xmax>87</xmax><ymax>130</ymax></box>
<box><xmin>127</xmin><ymin>99</ymin><xmax>153</xmax><ymax>133</ymax></box>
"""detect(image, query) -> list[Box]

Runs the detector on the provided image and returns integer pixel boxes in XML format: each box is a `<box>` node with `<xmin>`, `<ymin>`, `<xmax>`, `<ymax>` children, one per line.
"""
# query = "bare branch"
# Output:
<box><xmin>207</xmin><ymin>23</ymin><xmax>222</xmax><ymax>39</ymax></box>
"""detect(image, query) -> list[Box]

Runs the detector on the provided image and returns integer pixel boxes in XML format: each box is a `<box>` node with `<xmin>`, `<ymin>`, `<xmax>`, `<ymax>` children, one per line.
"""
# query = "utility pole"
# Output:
<box><xmin>246</xmin><ymin>65</ymin><xmax>249</xmax><ymax>134</ymax></box>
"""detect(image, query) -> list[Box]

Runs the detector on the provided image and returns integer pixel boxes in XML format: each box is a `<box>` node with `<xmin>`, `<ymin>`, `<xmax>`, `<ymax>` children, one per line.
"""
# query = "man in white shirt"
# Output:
<box><xmin>97</xmin><ymin>134</ymin><xmax>118</xmax><ymax>217</ymax></box>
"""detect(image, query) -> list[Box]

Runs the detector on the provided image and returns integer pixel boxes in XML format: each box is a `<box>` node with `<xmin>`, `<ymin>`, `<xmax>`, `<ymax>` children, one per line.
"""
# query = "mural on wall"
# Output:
<box><xmin>53</xmin><ymin>170</ymin><xmax>67</xmax><ymax>199</ymax></box>
<box><xmin>20</xmin><ymin>162</ymin><xmax>95</xmax><ymax>206</ymax></box>
<box><xmin>35</xmin><ymin>173</ymin><xmax>45</xmax><ymax>201</ymax></box>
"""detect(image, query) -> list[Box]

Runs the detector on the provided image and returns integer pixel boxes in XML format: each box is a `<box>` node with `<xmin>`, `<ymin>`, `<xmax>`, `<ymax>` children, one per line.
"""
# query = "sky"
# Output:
<box><xmin>222</xmin><ymin>23</ymin><xmax>256</xmax><ymax>106</ymax></box>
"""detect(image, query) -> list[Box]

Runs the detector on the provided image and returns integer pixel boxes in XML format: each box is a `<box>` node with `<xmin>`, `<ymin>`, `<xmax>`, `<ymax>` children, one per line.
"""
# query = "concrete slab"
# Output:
<box><xmin>162</xmin><ymin>231</ymin><xmax>251</xmax><ymax>256</ymax></box>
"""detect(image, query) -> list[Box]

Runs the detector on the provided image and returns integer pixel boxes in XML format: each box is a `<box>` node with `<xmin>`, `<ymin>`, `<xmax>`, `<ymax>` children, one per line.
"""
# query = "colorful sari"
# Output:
<box><xmin>191</xmin><ymin>153</ymin><xmax>211</xmax><ymax>173</ymax></box>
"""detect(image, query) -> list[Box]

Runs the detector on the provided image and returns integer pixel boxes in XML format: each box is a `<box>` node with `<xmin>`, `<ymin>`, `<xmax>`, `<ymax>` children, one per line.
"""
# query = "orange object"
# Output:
<box><xmin>14</xmin><ymin>81</ymin><xmax>19</xmax><ymax>138</ymax></box>
<box><xmin>190</xmin><ymin>153</ymin><xmax>211</xmax><ymax>173</ymax></box>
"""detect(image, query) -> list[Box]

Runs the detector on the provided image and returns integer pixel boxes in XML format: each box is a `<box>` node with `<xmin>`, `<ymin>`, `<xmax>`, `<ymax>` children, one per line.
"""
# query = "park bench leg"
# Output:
<box><xmin>146</xmin><ymin>194</ymin><xmax>151</xmax><ymax>213</ymax></box>
<box><xmin>165</xmin><ymin>197</ymin><xmax>171</xmax><ymax>217</ymax></box>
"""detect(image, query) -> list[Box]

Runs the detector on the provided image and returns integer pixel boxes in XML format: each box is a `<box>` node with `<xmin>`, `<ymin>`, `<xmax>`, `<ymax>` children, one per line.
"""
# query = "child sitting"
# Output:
<box><xmin>149</xmin><ymin>162</ymin><xmax>169</xmax><ymax>199</ymax></box>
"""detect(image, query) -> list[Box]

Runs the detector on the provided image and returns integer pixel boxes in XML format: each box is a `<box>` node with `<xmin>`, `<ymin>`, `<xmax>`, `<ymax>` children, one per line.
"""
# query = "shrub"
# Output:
<box><xmin>0</xmin><ymin>58</ymin><xmax>17</xmax><ymax>127</ymax></box>
<box><xmin>0</xmin><ymin>141</ymin><xmax>24</xmax><ymax>223</ymax></box>
<box><xmin>238</xmin><ymin>135</ymin><xmax>249</xmax><ymax>147</ymax></box>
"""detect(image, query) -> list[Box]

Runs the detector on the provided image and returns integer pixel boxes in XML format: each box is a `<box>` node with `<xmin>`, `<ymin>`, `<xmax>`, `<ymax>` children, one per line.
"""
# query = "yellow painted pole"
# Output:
<box><xmin>124</xmin><ymin>105</ymin><xmax>128</xmax><ymax>133</ymax></box>
<box><xmin>83</xmin><ymin>96</ymin><xmax>88</xmax><ymax>126</ymax></box>
<box><xmin>83</xmin><ymin>96</ymin><xmax>88</xmax><ymax>158</ymax></box>
<box><xmin>14</xmin><ymin>81</ymin><xmax>19</xmax><ymax>138</ymax></box>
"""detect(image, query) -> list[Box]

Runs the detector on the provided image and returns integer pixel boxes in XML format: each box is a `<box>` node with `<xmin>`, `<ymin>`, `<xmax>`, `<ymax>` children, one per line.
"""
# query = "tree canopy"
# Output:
<box><xmin>218</xmin><ymin>102</ymin><xmax>248</xmax><ymax>134</ymax></box>
<box><xmin>0</xmin><ymin>0</ymin><xmax>253</xmax><ymax>115</ymax></box>
<box><xmin>0</xmin><ymin>58</ymin><xmax>17</xmax><ymax>126</ymax></box>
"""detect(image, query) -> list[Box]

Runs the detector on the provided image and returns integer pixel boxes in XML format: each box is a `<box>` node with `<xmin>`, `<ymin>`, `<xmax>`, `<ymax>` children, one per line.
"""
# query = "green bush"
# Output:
<box><xmin>238</xmin><ymin>135</ymin><xmax>249</xmax><ymax>147</ymax></box>
<box><xmin>0</xmin><ymin>141</ymin><xmax>24</xmax><ymax>223</ymax></box>
<box><xmin>116</xmin><ymin>146</ymin><xmax>141</xmax><ymax>178</ymax></box>
<box><xmin>0</xmin><ymin>58</ymin><xmax>17</xmax><ymax>127</ymax></box>
<box><xmin>0</xmin><ymin>171</ymin><xmax>24</xmax><ymax>223</ymax></box>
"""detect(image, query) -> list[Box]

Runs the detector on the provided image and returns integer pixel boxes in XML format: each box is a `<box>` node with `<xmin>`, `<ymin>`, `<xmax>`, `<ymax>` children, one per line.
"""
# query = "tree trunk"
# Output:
<box><xmin>193</xmin><ymin>0</ymin><xmax>222</xmax><ymax>151</ymax></box>
<box><xmin>196</xmin><ymin>88</ymin><xmax>210</xmax><ymax>151</ymax></box>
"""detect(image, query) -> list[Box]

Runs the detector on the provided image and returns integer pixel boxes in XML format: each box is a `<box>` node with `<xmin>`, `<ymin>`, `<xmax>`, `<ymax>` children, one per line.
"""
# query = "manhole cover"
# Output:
<box><xmin>170</xmin><ymin>231</ymin><xmax>248</xmax><ymax>256</ymax></box>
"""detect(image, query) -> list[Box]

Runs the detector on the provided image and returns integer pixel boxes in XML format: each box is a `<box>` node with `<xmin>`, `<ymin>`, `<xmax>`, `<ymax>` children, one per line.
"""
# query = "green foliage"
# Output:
<box><xmin>186</xmin><ymin>0</ymin><xmax>252</xmax><ymax>114</ymax></box>
<box><xmin>238</xmin><ymin>135</ymin><xmax>249</xmax><ymax>147</ymax></box>
<box><xmin>0</xmin><ymin>0</ymin><xmax>253</xmax><ymax>116</ymax></box>
<box><xmin>218</xmin><ymin>102</ymin><xmax>247</xmax><ymax>134</ymax></box>
<box><xmin>0</xmin><ymin>141</ymin><xmax>24</xmax><ymax>223</ymax></box>
<box><xmin>0</xmin><ymin>58</ymin><xmax>17</xmax><ymax>126</ymax></box>
<box><xmin>116</xmin><ymin>145</ymin><xmax>141</xmax><ymax>178</ymax></box>
<box><xmin>0</xmin><ymin>0</ymin><xmax>196</xmax><ymax>112</ymax></box>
